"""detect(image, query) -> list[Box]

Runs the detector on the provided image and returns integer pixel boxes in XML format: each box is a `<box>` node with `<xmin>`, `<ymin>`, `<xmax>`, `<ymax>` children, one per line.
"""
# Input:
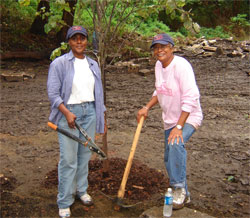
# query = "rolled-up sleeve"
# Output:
<box><xmin>152</xmin><ymin>90</ymin><xmax>157</xmax><ymax>97</ymax></box>
<box><xmin>178</xmin><ymin>63</ymin><xmax>200</xmax><ymax>113</ymax></box>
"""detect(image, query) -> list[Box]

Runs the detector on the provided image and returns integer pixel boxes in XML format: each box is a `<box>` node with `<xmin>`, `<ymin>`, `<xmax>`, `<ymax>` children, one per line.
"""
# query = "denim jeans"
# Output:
<box><xmin>164</xmin><ymin>123</ymin><xmax>195</xmax><ymax>195</ymax></box>
<box><xmin>57</xmin><ymin>102</ymin><xmax>96</xmax><ymax>209</ymax></box>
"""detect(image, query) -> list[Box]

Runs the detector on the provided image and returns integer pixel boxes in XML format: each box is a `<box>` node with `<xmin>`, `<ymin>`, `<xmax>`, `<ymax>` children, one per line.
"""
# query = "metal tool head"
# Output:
<box><xmin>114</xmin><ymin>197</ymin><xmax>142</xmax><ymax>210</ymax></box>
<box><xmin>75</xmin><ymin>121</ymin><xmax>107</xmax><ymax>159</ymax></box>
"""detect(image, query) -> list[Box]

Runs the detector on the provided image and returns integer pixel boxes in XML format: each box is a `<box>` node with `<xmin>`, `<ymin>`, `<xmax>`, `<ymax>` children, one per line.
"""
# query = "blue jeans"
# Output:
<box><xmin>57</xmin><ymin>102</ymin><xmax>96</xmax><ymax>209</ymax></box>
<box><xmin>164</xmin><ymin>123</ymin><xmax>195</xmax><ymax>195</ymax></box>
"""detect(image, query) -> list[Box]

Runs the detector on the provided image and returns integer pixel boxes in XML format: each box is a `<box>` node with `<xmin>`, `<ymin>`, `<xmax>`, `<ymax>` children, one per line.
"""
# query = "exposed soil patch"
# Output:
<box><xmin>43</xmin><ymin>158</ymin><xmax>169</xmax><ymax>201</ymax></box>
<box><xmin>0</xmin><ymin>38</ymin><xmax>249</xmax><ymax>218</ymax></box>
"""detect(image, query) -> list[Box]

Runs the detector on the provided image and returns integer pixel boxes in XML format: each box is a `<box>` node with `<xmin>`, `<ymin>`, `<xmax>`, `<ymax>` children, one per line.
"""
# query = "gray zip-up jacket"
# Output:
<box><xmin>47</xmin><ymin>50</ymin><xmax>106</xmax><ymax>133</ymax></box>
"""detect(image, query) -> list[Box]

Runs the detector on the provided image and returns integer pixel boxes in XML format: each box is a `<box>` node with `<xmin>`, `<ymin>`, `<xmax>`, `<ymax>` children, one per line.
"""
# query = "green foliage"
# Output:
<box><xmin>50</xmin><ymin>42</ymin><xmax>69</xmax><ymax>61</ymax></box>
<box><xmin>197</xmin><ymin>26</ymin><xmax>230</xmax><ymax>39</ymax></box>
<box><xmin>75</xmin><ymin>3</ymin><xmax>181</xmax><ymax>38</ymax></box>
<box><xmin>1</xmin><ymin>0</ymin><xmax>37</xmax><ymax>34</ymax></box>
<box><xmin>71</xmin><ymin>2</ymin><xmax>172</xmax><ymax>42</ymax></box>
<box><xmin>44</xmin><ymin>1</ymin><xmax>70</xmax><ymax>34</ymax></box>
<box><xmin>17</xmin><ymin>0</ymin><xmax>38</xmax><ymax>16</ymax></box>
<box><xmin>179</xmin><ymin>27</ymin><xmax>188</xmax><ymax>36</ymax></box>
<box><xmin>230</xmin><ymin>14</ymin><xmax>250</xmax><ymax>28</ymax></box>
<box><xmin>164</xmin><ymin>0</ymin><xmax>200</xmax><ymax>34</ymax></box>
<box><xmin>74</xmin><ymin>9</ymin><xmax>93</xmax><ymax>30</ymax></box>
<box><xmin>129</xmin><ymin>17</ymin><xmax>172</xmax><ymax>37</ymax></box>
<box><xmin>185</xmin><ymin>0</ymin><xmax>249</xmax><ymax>29</ymax></box>
<box><xmin>229</xmin><ymin>14</ymin><xmax>250</xmax><ymax>39</ymax></box>
<box><xmin>3</xmin><ymin>0</ymin><xmax>248</xmax><ymax>55</ymax></box>
<box><xmin>45</xmin><ymin>14</ymin><xmax>65</xmax><ymax>34</ymax></box>
<box><xmin>19</xmin><ymin>0</ymin><xmax>31</xmax><ymax>6</ymax></box>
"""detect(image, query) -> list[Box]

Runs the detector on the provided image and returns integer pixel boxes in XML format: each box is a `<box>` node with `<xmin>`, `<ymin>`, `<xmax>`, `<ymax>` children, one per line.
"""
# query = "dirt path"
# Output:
<box><xmin>0</xmin><ymin>47</ymin><xmax>249</xmax><ymax>217</ymax></box>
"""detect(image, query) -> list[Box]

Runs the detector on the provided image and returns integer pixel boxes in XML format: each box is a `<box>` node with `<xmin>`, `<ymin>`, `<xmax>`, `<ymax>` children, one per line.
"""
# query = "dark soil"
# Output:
<box><xmin>0</xmin><ymin>38</ymin><xmax>250</xmax><ymax>218</ymax></box>
<box><xmin>42</xmin><ymin>158</ymin><xmax>169</xmax><ymax>201</ymax></box>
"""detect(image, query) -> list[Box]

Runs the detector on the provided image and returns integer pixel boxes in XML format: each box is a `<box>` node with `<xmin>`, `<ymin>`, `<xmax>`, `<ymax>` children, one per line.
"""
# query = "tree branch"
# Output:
<box><xmin>105</xmin><ymin>1</ymin><xmax>118</xmax><ymax>40</ymax></box>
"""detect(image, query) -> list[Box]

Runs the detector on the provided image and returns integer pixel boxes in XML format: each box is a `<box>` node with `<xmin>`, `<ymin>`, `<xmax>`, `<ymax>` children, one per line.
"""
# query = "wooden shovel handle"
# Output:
<box><xmin>117</xmin><ymin>116</ymin><xmax>145</xmax><ymax>199</ymax></box>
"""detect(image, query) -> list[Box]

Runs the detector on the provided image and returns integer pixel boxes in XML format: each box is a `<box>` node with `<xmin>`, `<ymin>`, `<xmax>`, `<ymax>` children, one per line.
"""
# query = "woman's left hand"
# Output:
<box><xmin>168</xmin><ymin>127</ymin><xmax>184</xmax><ymax>145</ymax></box>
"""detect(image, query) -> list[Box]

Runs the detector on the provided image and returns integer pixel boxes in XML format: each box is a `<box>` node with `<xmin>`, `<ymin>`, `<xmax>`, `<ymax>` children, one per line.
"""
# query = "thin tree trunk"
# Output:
<box><xmin>94</xmin><ymin>0</ymin><xmax>110</xmax><ymax>175</ymax></box>
<box><xmin>100</xmin><ymin>40</ymin><xmax>109</xmax><ymax>175</ymax></box>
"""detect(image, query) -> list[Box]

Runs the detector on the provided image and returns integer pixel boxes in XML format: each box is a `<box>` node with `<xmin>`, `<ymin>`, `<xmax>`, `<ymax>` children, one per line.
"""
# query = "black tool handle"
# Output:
<box><xmin>48</xmin><ymin>122</ymin><xmax>106</xmax><ymax>158</ymax></box>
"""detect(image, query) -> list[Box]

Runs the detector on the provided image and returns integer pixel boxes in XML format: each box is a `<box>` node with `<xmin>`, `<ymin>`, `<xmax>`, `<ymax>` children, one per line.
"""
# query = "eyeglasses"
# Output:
<box><xmin>152</xmin><ymin>44</ymin><xmax>171</xmax><ymax>51</ymax></box>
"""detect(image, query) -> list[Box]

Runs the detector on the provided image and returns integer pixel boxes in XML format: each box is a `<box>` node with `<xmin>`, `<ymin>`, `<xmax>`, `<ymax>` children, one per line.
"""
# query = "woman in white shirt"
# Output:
<box><xmin>47</xmin><ymin>26</ymin><xmax>106</xmax><ymax>218</ymax></box>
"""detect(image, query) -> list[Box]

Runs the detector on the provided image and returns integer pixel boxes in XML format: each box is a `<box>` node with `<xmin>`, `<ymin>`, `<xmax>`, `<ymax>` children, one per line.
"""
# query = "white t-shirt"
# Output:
<box><xmin>67</xmin><ymin>57</ymin><xmax>95</xmax><ymax>104</ymax></box>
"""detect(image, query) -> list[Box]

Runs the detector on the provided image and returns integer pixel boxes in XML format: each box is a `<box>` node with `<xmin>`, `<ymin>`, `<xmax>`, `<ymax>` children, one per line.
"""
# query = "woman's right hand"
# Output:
<box><xmin>65</xmin><ymin>111</ymin><xmax>76</xmax><ymax>129</ymax></box>
<box><xmin>58</xmin><ymin>103</ymin><xmax>76</xmax><ymax>129</ymax></box>
<box><xmin>137</xmin><ymin>107</ymin><xmax>148</xmax><ymax>123</ymax></box>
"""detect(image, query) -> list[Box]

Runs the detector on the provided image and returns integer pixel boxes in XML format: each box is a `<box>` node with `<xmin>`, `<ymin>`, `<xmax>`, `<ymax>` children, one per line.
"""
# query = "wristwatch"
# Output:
<box><xmin>176</xmin><ymin>125</ymin><xmax>183</xmax><ymax>130</ymax></box>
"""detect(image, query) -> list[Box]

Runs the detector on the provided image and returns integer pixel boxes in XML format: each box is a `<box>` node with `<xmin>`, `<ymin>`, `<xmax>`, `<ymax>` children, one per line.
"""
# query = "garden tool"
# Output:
<box><xmin>47</xmin><ymin>121</ymin><xmax>107</xmax><ymax>159</ymax></box>
<box><xmin>114</xmin><ymin>116</ymin><xmax>145</xmax><ymax>210</ymax></box>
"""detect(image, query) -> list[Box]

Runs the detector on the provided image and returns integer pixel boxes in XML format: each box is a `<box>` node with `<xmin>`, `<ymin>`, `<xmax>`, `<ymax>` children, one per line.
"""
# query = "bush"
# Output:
<box><xmin>1</xmin><ymin>0</ymin><xmax>37</xmax><ymax>35</ymax></box>
<box><xmin>196</xmin><ymin>26</ymin><xmax>230</xmax><ymax>39</ymax></box>
<box><xmin>229</xmin><ymin>14</ymin><xmax>250</xmax><ymax>39</ymax></box>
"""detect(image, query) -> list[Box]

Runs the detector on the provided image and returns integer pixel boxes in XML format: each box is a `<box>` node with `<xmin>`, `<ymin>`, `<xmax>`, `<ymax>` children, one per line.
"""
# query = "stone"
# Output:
<box><xmin>139</xmin><ymin>69</ymin><xmax>151</xmax><ymax>76</ymax></box>
<box><xmin>114</xmin><ymin>61</ymin><xmax>133</xmax><ymax>67</ymax></box>
<box><xmin>202</xmin><ymin>52</ymin><xmax>214</xmax><ymax>57</ymax></box>
<box><xmin>215</xmin><ymin>47</ymin><xmax>224</xmax><ymax>56</ymax></box>
<box><xmin>200</xmin><ymin>40</ymin><xmax>209</xmax><ymax>46</ymax></box>
<box><xmin>208</xmin><ymin>39</ymin><xmax>217</xmax><ymax>45</ymax></box>
<box><xmin>203</xmin><ymin>46</ymin><xmax>217</xmax><ymax>52</ymax></box>
<box><xmin>1</xmin><ymin>72</ymin><xmax>24</xmax><ymax>82</ymax></box>
<box><xmin>139</xmin><ymin>206</ymin><xmax>215</xmax><ymax>218</ymax></box>
<box><xmin>242</xmin><ymin>45</ymin><xmax>250</xmax><ymax>52</ymax></box>
<box><xmin>128</xmin><ymin>63</ymin><xmax>140</xmax><ymax>73</ymax></box>
<box><xmin>1</xmin><ymin>71</ymin><xmax>36</xmax><ymax>82</ymax></box>
<box><xmin>227</xmin><ymin>50</ymin><xmax>243</xmax><ymax>57</ymax></box>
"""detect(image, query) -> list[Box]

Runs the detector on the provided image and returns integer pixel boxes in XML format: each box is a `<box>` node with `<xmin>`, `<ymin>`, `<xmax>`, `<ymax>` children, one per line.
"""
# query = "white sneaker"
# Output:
<box><xmin>172</xmin><ymin>188</ymin><xmax>190</xmax><ymax>210</ymax></box>
<box><xmin>80</xmin><ymin>193</ymin><xmax>93</xmax><ymax>206</ymax></box>
<box><xmin>59</xmin><ymin>208</ymin><xmax>71</xmax><ymax>218</ymax></box>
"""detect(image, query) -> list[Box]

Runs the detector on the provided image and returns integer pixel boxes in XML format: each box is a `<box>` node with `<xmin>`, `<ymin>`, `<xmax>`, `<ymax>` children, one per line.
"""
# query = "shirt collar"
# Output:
<box><xmin>67</xmin><ymin>50</ymin><xmax>94</xmax><ymax>66</ymax></box>
<box><xmin>86</xmin><ymin>56</ymin><xmax>94</xmax><ymax>67</ymax></box>
<box><xmin>67</xmin><ymin>50</ymin><xmax>75</xmax><ymax>61</ymax></box>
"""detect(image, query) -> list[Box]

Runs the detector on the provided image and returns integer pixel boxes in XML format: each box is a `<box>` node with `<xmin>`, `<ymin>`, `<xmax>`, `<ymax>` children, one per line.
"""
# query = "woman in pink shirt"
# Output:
<box><xmin>137</xmin><ymin>33</ymin><xmax>203</xmax><ymax>210</ymax></box>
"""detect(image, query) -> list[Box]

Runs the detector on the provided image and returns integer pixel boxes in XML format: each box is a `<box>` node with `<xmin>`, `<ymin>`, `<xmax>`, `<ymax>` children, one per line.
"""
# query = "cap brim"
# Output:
<box><xmin>67</xmin><ymin>31</ymin><xmax>88</xmax><ymax>41</ymax></box>
<box><xmin>150</xmin><ymin>41</ymin><xmax>171</xmax><ymax>49</ymax></box>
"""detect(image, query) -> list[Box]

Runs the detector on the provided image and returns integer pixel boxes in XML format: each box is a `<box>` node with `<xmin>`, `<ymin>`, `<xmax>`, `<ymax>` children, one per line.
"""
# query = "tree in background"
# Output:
<box><xmin>30</xmin><ymin>0</ymin><xmax>50</xmax><ymax>35</ymax></box>
<box><xmin>27</xmin><ymin>0</ymin><xmax>78</xmax><ymax>42</ymax></box>
<box><xmin>76</xmin><ymin>0</ymin><xmax>162</xmax><ymax>171</ymax></box>
<box><xmin>56</xmin><ymin>0</ymin><xmax>77</xmax><ymax>43</ymax></box>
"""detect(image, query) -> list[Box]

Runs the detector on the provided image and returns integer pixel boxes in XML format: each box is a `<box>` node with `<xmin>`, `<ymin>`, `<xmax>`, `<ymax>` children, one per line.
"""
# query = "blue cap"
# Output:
<box><xmin>150</xmin><ymin>33</ymin><xmax>174</xmax><ymax>49</ymax></box>
<box><xmin>66</xmin><ymin>26</ymin><xmax>88</xmax><ymax>41</ymax></box>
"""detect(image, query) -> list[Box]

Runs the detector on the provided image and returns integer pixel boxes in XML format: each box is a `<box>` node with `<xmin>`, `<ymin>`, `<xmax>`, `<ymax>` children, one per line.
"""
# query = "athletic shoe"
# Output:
<box><xmin>80</xmin><ymin>193</ymin><xmax>93</xmax><ymax>206</ymax></box>
<box><xmin>172</xmin><ymin>187</ymin><xmax>190</xmax><ymax>210</ymax></box>
<box><xmin>59</xmin><ymin>208</ymin><xmax>71</xmax><ymax>218</ymax></box>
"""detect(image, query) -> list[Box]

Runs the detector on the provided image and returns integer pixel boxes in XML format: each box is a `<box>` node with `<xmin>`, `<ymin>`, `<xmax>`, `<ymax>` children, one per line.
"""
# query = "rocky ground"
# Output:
<box><xmin>0</xmin><ymin>39</ymin><xmax>249</xmax><ymax>217</ymax></box>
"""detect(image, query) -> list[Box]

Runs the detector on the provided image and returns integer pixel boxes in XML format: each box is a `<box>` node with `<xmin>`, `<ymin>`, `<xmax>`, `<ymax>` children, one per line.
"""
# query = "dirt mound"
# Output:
<box><xmin>43</xmin><ymin>158</ymin><xmax>169</xmax><ymax>201</ymax></box>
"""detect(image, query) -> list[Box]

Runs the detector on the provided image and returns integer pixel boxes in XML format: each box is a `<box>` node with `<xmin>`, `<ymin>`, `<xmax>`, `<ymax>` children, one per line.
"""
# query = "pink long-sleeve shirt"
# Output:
<box><xmin>153</xmin><ymin>56</ymin><xmax>203</xmax><ymax>130</ymax></box>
